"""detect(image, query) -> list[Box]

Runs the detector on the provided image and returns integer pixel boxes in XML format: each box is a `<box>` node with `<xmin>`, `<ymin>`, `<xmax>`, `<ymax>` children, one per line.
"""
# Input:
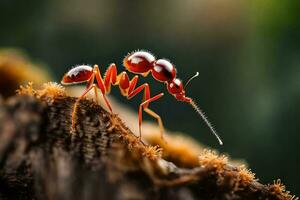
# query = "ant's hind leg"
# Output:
<box><xmin>71</xmin><ymin>84</ymin><xmax>98</xmax><ymax>130</ymax></box>
<box><xmin>144</xmin><ymin>108</ymin><xmax>166</xmax><ymax>142</ymax></box>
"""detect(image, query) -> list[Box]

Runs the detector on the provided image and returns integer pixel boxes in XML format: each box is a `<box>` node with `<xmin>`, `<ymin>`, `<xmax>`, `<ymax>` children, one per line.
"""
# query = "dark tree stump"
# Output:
<box><xmin>0</xmin><ymin>83</ymin><xmax>296</xmax><ymax>200</ymax></box>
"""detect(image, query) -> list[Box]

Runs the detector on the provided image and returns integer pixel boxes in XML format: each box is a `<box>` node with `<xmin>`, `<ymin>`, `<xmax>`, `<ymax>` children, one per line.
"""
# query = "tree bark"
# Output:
<box><xmin>0</xmin><ymin>83</ymin><xmax>296</xmax><ymax>200</ymax></box>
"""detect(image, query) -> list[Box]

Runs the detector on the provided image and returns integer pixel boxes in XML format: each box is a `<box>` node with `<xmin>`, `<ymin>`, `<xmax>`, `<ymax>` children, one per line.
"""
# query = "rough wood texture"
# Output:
<box><xmin>0</xmin><ymin>83</ymin><xmax>297</xmax><ymax>200</ymax></box>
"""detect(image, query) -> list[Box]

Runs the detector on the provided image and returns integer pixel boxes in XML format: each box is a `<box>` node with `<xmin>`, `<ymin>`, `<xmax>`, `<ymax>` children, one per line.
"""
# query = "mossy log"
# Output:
<box><xmin>0</xmin><ymin>83</ymin><xmax>296</xmax><ymax>200</ymax></box>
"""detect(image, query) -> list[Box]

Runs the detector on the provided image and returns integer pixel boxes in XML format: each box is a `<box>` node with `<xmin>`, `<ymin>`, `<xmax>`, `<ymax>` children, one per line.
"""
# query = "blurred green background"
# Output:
<box><xmin>1</xmin><ymin>0</ymin><xmax>299</xmax><ymax>196</ymax></box>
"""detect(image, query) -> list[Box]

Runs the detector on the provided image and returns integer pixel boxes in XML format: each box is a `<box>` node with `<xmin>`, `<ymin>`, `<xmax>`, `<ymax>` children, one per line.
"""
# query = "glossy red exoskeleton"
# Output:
<box><xmin>61</xmin><ymin>50</ymin><xmax>223</xmax><ymax>145</ymax></box>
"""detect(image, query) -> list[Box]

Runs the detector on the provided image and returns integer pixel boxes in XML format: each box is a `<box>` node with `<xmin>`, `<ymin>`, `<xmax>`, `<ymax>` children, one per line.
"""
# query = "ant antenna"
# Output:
<box><xmin>189</xmin><ymin>100</ymin><xmax>223</xmax><ymax>145</ymax></box>
<box><xmin>185</xmin><ymin>72</ymin><xmax>199</xmax><ymax>89</ymax></box>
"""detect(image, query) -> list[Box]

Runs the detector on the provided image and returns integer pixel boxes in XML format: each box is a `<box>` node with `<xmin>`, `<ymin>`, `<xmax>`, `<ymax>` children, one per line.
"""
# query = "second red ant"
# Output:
<box><xmin>61</xmin><ymin>50</ymin><xmax>223</xmax><ymax>145</ymax></box>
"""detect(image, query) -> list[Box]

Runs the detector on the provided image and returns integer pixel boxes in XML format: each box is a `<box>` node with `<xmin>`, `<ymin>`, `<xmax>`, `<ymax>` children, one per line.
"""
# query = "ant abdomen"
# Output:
<box><xmin>123</xmin><ymin>51</ymin><xmax>155</xmax><ymax>74</ymax></box>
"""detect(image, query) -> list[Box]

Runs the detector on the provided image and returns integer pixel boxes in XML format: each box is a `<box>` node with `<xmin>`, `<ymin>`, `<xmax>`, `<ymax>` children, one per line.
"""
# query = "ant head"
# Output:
<box><xmin>61</xmin><ymin>65</ymin><xmax>93</xmax><ymax>85</ymax></box>
<box><xmin>168</xmin><ymin>72</ymin><xmax>223</xmax><ymax>145</ymax></box>
<box><xmin>123</xmin><ymin>51</ymin><xmax>155</xmax><ymax>75</ymax></box>
<box><xmin>167</xmin><ymin>78</ymin><xmax>190</xmax><ymax>102</ymax></box>
<box><xmin>167</xmin><ymin>72</ymin><xmax>200</xmax><ymax>102</ymax></box>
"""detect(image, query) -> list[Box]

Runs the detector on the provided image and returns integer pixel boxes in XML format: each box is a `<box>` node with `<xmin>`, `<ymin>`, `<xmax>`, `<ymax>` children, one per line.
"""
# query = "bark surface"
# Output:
<box><xmin>0</xmin><ymin>83</ymin><xmax>296</xmax><ymax>200</ymax></box>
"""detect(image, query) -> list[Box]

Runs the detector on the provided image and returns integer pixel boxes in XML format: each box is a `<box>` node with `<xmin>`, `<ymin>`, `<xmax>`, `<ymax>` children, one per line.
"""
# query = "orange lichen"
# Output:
<box><xmin>236</xmin><ymin>165</ymin><xmax>256</xmax><ymax>185</ymax></box>
<box><xmin>198</xmin><ymin>149</ymin><xmax>228</xmax><ymax>170</ymax></box>
<box><xmin>142</xmin><ymin>145</ymin><xmax>162</xmax><ymax>160</ymax></box>
<box><xmin>198</xmin><ymin>150</ymin><xmax>259</xmax><ymax>191</ymax></box>
<box><xmin>143</xmin><ymin>129</ymin><xmax>205</xmax><ymax>168</ymax></box>
<box><xmin>268</xmin><ymin>180</ymin><xmax>298</xmax><ymax>200</ymax></box>
<box><xmin>16</xmin><ymin>82</ymin><xmax>36</xmax><ymax>96</ymax></box>
<box><xmin>36</xmin><ymin>82</ymin><xmax>66</xmax><ymax>101</ymax></box>
<box><xmin>17</xmin><ymin>82</ymin><xmax>66</xmax><ymax>103</ymax></box>
<box><xmin>198</xmin><ymin>150</ymin><xmax>232</xmax><ymax>187</ymax></box>
<box><xmin>110</xmin><ymin>115</ymin><xmax>162</xmax><ymax>160</ymax></box>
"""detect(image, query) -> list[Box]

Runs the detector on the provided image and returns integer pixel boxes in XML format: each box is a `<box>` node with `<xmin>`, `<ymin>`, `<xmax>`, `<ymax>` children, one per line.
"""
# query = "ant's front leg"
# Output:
<box><xmin>138</xmin><ymin>93</ymin><xmax>164</xmax><ymax>141</ymax></box>
<box><xmin>143</xmin><ymin>108</ymin><xmax>165</xmax><ymax>141</ymax></box>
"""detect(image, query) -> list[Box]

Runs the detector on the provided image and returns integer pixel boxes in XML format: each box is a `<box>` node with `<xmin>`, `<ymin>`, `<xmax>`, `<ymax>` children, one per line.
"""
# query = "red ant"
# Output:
<box><xmin>61</xmin><ymin>50</ymin><xmax>223</xmax><ymax>145</ymax></box>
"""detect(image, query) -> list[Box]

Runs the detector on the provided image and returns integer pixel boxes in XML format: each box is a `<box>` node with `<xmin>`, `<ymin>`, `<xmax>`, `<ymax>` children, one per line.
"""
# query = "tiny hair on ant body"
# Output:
<box><xmin>61</xmin><ymin>50</ymin><xmax>223</xmax><ymax>145</ymax></box>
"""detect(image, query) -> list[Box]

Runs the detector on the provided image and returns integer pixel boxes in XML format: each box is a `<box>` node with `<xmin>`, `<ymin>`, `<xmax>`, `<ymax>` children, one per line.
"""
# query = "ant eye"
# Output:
<box><xmin>152</xmin><ymin>59</ymin><xmax>176</xmax><ymax>82</ymax></box>
<box><xmin>61</xmin><ymin>65</ymin><xmax>93</xmax><ymax>85</ymax></box>
<box><xmin>123</xmin><ymin>51</ymin><xmax>155</xmax><ymax>74</ymax></box>
<box><xmin>167</xmin><ymin>78</ymin><xmax>183</xmax><ymax>94</ymax></box>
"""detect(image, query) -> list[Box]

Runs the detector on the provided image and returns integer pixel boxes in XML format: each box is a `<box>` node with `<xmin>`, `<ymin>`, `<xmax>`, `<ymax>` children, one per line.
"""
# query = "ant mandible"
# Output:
<box><xmin>61</xmin><ymin>50</ymin><xmax>223</xmax><ymax>145</ymax></box>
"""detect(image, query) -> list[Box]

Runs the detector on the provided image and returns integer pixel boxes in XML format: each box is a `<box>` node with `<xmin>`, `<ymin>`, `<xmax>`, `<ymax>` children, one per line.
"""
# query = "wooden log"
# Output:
<box><xmin>0</xmin><ymin>82</ymin><xmax>296</xmax><ymax>200</ymax></box>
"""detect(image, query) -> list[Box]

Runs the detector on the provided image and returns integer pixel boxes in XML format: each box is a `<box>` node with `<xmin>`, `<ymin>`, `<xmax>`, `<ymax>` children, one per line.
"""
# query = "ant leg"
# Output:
<box><xmin>71</xmin><ymin>84</ymin><xmax>98</xmax><ymax>130</ymax></box>
<box><xmin>144</xmin><ymin>108</ymin><xmax>165</xmax><ymax>141</ymax></box>
<box><xmin>93</xmin><ymin>86</ymin><xmax>99</xmax><ymax>104</ymax></box>
<box><xmin>101</xmin><ymin>93</ymin><xmax>112</xmax><ymax>112</ymax></box>
<box><xmin>103</xmin><ymin>63</ymin><xmax>117</xmax><ymax>93</ymax></box>
<box><xmin>128</xmin><ymin>83</ymin><xmax>150</xmax><ymax>101</ymax></box>
<box><xmin>93</xmin><ymin>65</ymin><xmax>113</xmax><ymax>112</ymax></box>
<box><xmin>138</xmin><ymin>93</ymin><xmax>164</xmax><ymax>140</ymax></box>
<box><xmin>86</xmin><ymin>74</ymin><xmax>99</xmax><ymax>104</ymax></box>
